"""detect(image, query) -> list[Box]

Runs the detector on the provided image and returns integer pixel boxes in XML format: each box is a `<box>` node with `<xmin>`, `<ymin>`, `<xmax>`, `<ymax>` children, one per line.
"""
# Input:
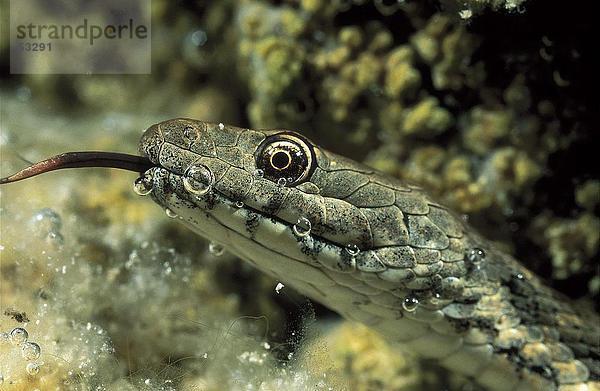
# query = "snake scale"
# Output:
<box><xmin>2</xmin><ymin>118</ymin><xmax>599</xmax><ymax>391</ymax></box>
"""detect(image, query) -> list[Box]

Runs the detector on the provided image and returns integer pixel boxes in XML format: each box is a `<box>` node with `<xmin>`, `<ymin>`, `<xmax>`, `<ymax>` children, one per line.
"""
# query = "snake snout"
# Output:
<box><xmin>138</xmin><ymin>122</ymin><xmax>165</xmax><ymax>164</ymax></box>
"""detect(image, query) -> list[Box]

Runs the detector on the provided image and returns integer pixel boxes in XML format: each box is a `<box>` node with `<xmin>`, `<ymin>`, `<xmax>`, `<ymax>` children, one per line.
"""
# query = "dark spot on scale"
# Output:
<box><xmin>449</xmin><ymin>318</ymin><xmax>470</xmax><ymax>333</ymax></box>
<box><xmin>529</xmin><ymin>365</ymin><xmax>555</xmax><ymax>379</ymax></box>
<box><xmin>300</xmin><ymin>238</ymin><xmax>323</xmax><ymax>261</ymax></box>
<box><xmin>402</xmin><ymin>213</ymin><xmax>410</xmax><ymax>232</ymax></box>
<box><xmin>264</xmin><ymin>197</ymin><xmax>282</xmax><ymax>216</ymax></box>
<box><xmin>245</xmin><ymin>212</ymin><xmax>261</xmax><ymax>236</ymax></box>
<box><xmin>204</xmin><ymin>192</ymin><xmax>218</xmax><ymax>210</ymax></box>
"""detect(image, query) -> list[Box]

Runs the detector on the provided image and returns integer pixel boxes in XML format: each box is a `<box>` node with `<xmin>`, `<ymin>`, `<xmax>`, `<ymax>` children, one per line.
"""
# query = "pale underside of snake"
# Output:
<box><xmin>1</xmin><ymin>119</ymin><xmax>598</xmax><ymax>391</ymax></box>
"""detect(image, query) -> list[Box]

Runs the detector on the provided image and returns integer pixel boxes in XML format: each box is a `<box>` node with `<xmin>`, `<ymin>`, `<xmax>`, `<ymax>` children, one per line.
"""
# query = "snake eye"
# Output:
<box><xmin>255</xmin><ymin>134</ymin><xmax>315</xmax><ymax>186</ymax></box>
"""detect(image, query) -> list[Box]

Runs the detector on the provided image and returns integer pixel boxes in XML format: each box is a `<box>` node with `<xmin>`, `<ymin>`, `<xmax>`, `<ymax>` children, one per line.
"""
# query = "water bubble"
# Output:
<box><xmin>458</xmin><ymin>9</ymin><xmax>472</xmax><ymax>19</ymax></box>
<box><xmin>21</xmin><ymin>342</ymin><xmax>41</xmax><ymax>360</ymax></box>
<box><xmin>235</xmin><ymin>201</ymin><xmax>244</xmax><ymax>208</ymax></box>
<box><xmin>293</xmin><ymin>217</ymin><xmax>312</xmax><ymax>237</ymax></box>
<box><xmin>252</xmin><ymin>169</ymin><xmax>264</xmax><ymax>178</ymax></box>
<box><xmin>30</xmin><ymin>209</ymin><xmax>64</xmax><ymax>247</ymax></box>
<box><xmin>183</xmin><ymin>164</ymin><xmax>214</xmax><ymax>196</ymax></box>
<box><xmin>26</xmin><ymin>362</ymin><xmax>40</xmax><ymax>376</ymax></box>
<box><xmin>32</xmin><ymin>208</ymin><xmax>62</xmax><ymax>232</ymax></box>
<box><xmin>46</xmin><ymin>231</ymin><xmax>64</xmax><ymax>247</ymax></box>
<box><xmin>208</xmin><ymin>242</ymin><xmax>224</xmax><ymax>257</ymax></box>
<box><xmin>10</xmin><ymin>328</ymin><xmax>28</xmax><ymax>345</ymax></box>
<box><xmin>466</xmin><ymin>248</ymin><xmax>486</xmax><ymax>263</ymax></box>
<box><xmin>313</xmin><ymin>30</ymin><xmax>326</xmax><ymax>42</ymax></box>
<box><xmin>165</xmin><ymin>208</ymin><xmax>178</xmax><ymax>218</ymax></box>
<box><xmin>275</xmin><ymin>282</ymin><xmax>285</xmax><ymax>294</ymax></box>
<box><xmin>218</xmin><ymin>122</ymin><xmax>225</xmax><ymax>130</ymax></box>
<box><xmin>402</xmin><ymin>296</ymin><xmax>419</xmax><ymax>312</ymax></box>
<box><xmin>190</xmin><ymin>30</ymin><xmax>207</xmax><ymax>47</ymax></box>
<box><xmin>345</xmin><ymin>244</ymin><xmax>360</xmax><ymax>256</ymax></box>
<box><xmin>276</xmin><ymin>177</ymin><xmax>288</xmax><ymax>187</ymax></box>
<box><xmin>133</xmin><ymin>172</ymin><xmax>153</xmax><ymax>196</ymax></box>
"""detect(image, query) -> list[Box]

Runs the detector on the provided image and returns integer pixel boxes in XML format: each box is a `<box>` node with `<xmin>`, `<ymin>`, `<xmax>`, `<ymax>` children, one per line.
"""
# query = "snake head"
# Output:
<box><xmin>137</xmin><ymin>119</ymin><xmax>458</xmax><ymax>303</ymax></box>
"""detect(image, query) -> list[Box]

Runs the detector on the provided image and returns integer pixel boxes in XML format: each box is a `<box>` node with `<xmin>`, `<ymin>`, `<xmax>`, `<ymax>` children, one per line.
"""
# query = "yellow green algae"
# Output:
<box><xmin>0</xmin><ymin>96</ymin><xmax>337</xmax><ymax>389</ymax></box>
<box><xmin>1</xmin><ymin>0</ymin><xmax>598</xmax><ymax>389</ymax></box>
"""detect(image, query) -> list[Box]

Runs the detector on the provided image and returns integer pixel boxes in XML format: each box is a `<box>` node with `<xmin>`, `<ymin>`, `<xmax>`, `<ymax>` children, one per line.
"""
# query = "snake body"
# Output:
<box><xmin>113</xmin><ymin>119</ymin><xmax>600</xmax><ymax>389</ymax></box>
<box><xmin>1</xmin><ymin>117</ymin><xmax>597</xmax><ymax>390</ymax></box>
<box><xmin>137</xmin><ymin>119</ymin><xmax>599</xmax><ymax>390</ymax></box>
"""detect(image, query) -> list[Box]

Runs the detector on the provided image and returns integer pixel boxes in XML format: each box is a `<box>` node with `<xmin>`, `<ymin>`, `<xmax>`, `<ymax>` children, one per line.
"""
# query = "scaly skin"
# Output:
<box><xmin>139</xmin><ymin>118</ymin><xmax>595</xmax><ymax>390</ymax></box>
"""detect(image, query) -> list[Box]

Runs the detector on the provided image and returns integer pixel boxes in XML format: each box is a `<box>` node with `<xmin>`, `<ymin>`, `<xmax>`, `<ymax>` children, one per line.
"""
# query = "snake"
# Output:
<box><xmin>1</xmin><ymin>118</ymin><xmax>598</xmax><ymax>391</ymax></box>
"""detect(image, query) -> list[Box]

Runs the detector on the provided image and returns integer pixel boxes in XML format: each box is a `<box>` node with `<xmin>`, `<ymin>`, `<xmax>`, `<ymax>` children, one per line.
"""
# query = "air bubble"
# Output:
<box><xmin>10</xmin><ymin>327</ymin><xmax>28</xmax><ymax>345</ymax></box>
<box><xmin>277</xmin><ymin>177</ymin><xmax>288</xmax><ymax>187</ymax></box>
<box><xmin>345</xmin><ymin>244</ymin><xmax>360</xmax><ymax>256</ymax></box>
<box><xmin>30</xmin><ymin>209</ymin><xmax>64</xmax><ymax>247</ymax></box>
<box><xmin>183</xmin><ymin>164</ymin><xmax>214</xmax><ymax>196</ymax></box>
<box><xmin>190</xmin><ymin>30</ymin><xmax>207</xmax><ymax>47</ymax></box>
<box><xmin>32</xmin><ymin>208</ymin><xmax>62</xmax><ymax>230</ymax></box>
<box><xmin>165</xmin><ymin>208</ymin><xmax>178</xmax><ymax>218</ymax></box>
<box><xmin>402</xmin><ymin>296</ymin><xmax>419</xmax><ymax>312</ymax></box>
<box><xmin>26</xmin><ymin>362</ymin><xmax>40</xmax><ymax>376</ymax></box>
<box><xmin>253</xmin><ymin>169</ymin><xmax>264</xmax><ymax>178</ymax></box>
<box><xmin>458</xmin><ymin>9</ymin><xmax>472</xmax><ymax>19</ymax></box>
<box><xmin>466</xmin><ymin>248</ymin><xmax>486</xmax><ymax>263</ymax></box>
<box><xmin>208</xmin><ymin>242</ymin><xmax>224</xmax><ymax>257</ymax></box>
<box><xmin>235</xmin><ymin>201</ymin><xmax>244</xmax><ymax>208</ymax></box>
<box><xmin>293</xmin><ymin>217</ymin><xmax>312</xmax><ymax>237</ymax></box>
<box><xmin>21</xmin><ymin>342</ymin><xmax>41</xmax><ymax>360</ymax></box>
<box><xmin>133</xmin><ymin>171</ymin><xmax>153</xmax><ymax>196</ymax></box>
<box><xmin>47</xmin><ymin>231</ymin><xmax>64</xmax><ymax>247</ymax></box>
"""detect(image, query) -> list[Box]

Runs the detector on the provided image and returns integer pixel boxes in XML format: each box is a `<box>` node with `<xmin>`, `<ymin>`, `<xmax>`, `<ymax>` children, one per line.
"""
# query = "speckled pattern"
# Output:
<box><xmin>139</xmin><ymin>118</ymin><xmax>600</xmax><ymax>391</ymax></box>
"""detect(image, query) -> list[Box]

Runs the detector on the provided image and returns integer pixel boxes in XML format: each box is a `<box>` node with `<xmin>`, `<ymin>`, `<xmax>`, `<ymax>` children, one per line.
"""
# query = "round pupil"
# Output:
<box><xmin>271</xmin><ymin>150</ymin><xmax>291</xmax><ymax>170</ymax></box>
